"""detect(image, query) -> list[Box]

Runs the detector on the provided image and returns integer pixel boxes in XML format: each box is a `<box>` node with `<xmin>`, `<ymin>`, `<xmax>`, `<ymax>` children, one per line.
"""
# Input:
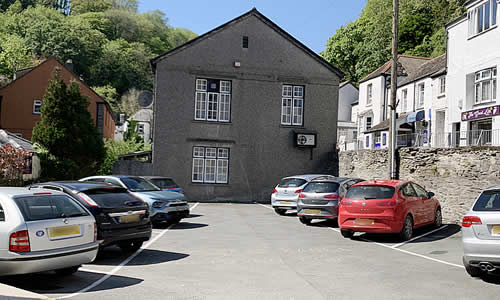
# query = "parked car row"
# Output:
<box><xmin>0</xmin><ymin>175</ymin><xmax>188</xmax><ymax>277</ymax></box>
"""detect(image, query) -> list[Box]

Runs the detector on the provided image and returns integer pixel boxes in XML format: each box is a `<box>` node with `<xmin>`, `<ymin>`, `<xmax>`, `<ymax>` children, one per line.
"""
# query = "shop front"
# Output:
<box><xmin>461</xmin><ymin>105</ymin><xmax>500</xmax><ymax>146</ymax></box>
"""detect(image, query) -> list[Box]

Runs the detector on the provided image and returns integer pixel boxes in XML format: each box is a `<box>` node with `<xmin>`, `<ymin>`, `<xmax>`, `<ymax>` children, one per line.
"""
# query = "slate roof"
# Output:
<box><xmin>359</xmin><ymin>55</ymin><xmax>432</xmax><ymax>83</ymax></box>
<box><xmin>364</xmin><ymin>112</ymin><xmax>410</xmax><ymax>134</ymax></box>
<box><xmin>151</xmin><ymin>8</ymin><xmax>344</xmax><ymax>78</ymax></box>
<box><xmin>340</xmin><ymin>81</ymin><xmax>358</xmax><ymax>90</ymax></box>
<box><xmin>0</xmin><ymin>130</ymin><xmax>35</xmax><ymax>152</ymax></box>
<box><xmin>399</xmin><ymin>54</ymin><xmax>447</xmax><ymax>86</ymax></box>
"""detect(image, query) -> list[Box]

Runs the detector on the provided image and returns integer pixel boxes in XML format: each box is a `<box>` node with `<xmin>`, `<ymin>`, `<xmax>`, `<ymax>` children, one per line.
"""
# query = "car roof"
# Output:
<box><xmin>483</xmin><ymin>185</ymin><xmax>500</xmax><ymax>191</ymax></box>
<box><xmin>282</xmin><ymin>174</ymin><xmax>331</xmax><ymax>181</ymax></box>
<box><xmin>310</xmin><ymin>177</ymin><xmax>363</xmax><ymax>183</ymax></box>
<box><xmin>0</xmin><ymin>187</ymin><xmax>67</xmax><ymax>198</ymax></box>
<box><xmin>36</xmin><ymin>181</ymin><xmax>122</xmax><ymax>192</ymax></box>
<box><xmin>142</xmin><ymin>176</ymin><xmax>173</xmax><ymax>180</ymax></box>
<box><xmin>352</xmin><ymin>180</ymin><xmax>406</xmax><ymax>187</ymax></box>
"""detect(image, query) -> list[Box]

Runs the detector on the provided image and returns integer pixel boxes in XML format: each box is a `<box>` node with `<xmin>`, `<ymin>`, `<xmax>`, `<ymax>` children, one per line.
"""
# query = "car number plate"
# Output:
<box><xmin>305</xmin><ymin>209</ymin><xmax>321</xmax><ymax>215</ymax></box>
<box><xmin>354</xmin><ymin>219</ymin><xmax>374</xmax><ymax>225</ymax></box>
<box><xmin>280</xmin><ymin>201</ymin><xmax>292</xmax><ymax>204</ymax></box>
<box><xmin>492</xmin><ymin>225</ymin><xmax>500</xmax><ymax>234</ymax></box>
<box><xmin>49</xmin><ymin>225</ymin><xmax>81</xmax><ymax>238</ymax></box>
<box><xmin>119</xmin><ymin>215</ymin><xmax>140</xmax><ymax>223</ymax></box>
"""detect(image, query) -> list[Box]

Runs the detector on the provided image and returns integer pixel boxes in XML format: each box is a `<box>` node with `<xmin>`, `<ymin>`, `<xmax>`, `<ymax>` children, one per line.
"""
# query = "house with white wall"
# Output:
<box><xmin>338</xmin><ymin>81</ymin><xmax>359</xmax><ymax>150</ymax></box>
<box><xmin>447</xmin><ymin>0</ymin><xmax>499</xmax><ymax>146</ymax></box>
<box><xmin>354</xmin><ymin>55</ymin><xmax>431</xmax><ymax>149</ymax></box>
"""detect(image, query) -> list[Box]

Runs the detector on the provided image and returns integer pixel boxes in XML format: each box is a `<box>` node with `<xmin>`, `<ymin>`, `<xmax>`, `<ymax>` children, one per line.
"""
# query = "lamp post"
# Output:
<box><xmin>388</xmin><ymin>0</ymin><xmax>399</xmax><ymax>179</ymax></box>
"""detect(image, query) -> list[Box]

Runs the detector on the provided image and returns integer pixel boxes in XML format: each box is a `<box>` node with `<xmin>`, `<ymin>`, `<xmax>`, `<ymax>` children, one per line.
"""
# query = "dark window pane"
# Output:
<box><xmin>15</xmin><ymin>195</ymin><xmax>89</xmax><ymax>221</ymax></box>
<box><xmin>0</xmin><ymin>203</ymin><xmax>4</xmax><ymax>221</ymax></box>
<box><xmin>242</xmin><ymin>36</ymin><xmax>249</xmax><ymax>48</ymax></box>
<box><xmin>150</xmin><ymin>178</ymin><xmax>178</xmax><ymax>189</ymax></box>
<box><xmin>302</xmin><ymin>182</ymin><xmax>340</xmax><ymax>193</ymax></box>
<box><xmin>278</xmin><ymin>178</ymin><xmax>307</xmax><ymax>188</ymax></box>
<box><xmin>84</xmin><ymin>189</ymin><xmax>141</xmax><ymax>208</ymax></box>
<box><xmin>121</xmin><ymin>177</ymin><xmax>160</xmax><ymax>192</ymax></box>
<box><xmin>345</xmin><ymin>186</ymin><xmax>395</xmax><ymax>200</ymax></box>
<box><xmin>473</xmin><ymin>191</ymin><xmax>500</xmax><ymax>211</ymax></box>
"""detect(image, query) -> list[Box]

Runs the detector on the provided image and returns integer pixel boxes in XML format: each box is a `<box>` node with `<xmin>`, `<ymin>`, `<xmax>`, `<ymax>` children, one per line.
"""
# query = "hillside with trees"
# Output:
<box><xmin>322</xmin><ymin>0</ymin><xmax>465</xmax><ymax>83</ymax></box>
<box><xmin>0</xmin><ymin>0</ymin><xmax>196</xmax><ymax>116</ymax></box>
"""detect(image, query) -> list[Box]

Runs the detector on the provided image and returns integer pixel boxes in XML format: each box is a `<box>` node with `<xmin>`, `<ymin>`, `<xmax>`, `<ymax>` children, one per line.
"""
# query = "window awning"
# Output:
<box><xmin>406</xmin><ymin>110</ymin><xmax>425</xmax><ymax>123</ymax></box>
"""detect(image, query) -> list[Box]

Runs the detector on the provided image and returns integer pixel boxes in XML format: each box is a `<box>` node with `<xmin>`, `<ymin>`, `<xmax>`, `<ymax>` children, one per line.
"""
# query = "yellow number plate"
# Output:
<box><xmin>280</xmin><ymin>201</ymin><xmax>292</xmax><ymax>204</ymax></box>
<box><xmin>305</xmin><ymin>209</ymin><xmax>321</xmax><ymax>215</ymax></box>
<box><xmin>492</xmin><ymin>225</ymin><xmax>500</xmax><ymax>234</ymax></box>
<box><xmin>49</xmin><ymin>225</ymin><xmax>81</xmax><ymax>238</ymax></box>
<box><xmin>355</xmin><ymin>219</ymin><xmax>374</xmax><ymax>225</ymax></box>
<box><xmin>120</xmin><ymin>215</ymin><xmax>140</xmax><ymax>223</ymax></box>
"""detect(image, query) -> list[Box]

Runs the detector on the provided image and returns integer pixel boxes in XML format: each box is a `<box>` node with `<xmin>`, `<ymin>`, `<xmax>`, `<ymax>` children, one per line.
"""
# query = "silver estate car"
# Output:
<box><xmin>462</xmin><ymin>186</ymin><xmax>500</xmax><ymax>277</ymax></box>
<box><xmin>0</xmin><ymin>187</ymin><xmax>99</xmax><ymax>276</ymax></box>
<box><xmin>271</xmin><ymin>174</ymin><xmax>329</xmax><ymax>215</ymax></box>
<box><xmin>297</xmin><ymin>177</ymin><xmax>364</xmax><ymax>225</ymax></box>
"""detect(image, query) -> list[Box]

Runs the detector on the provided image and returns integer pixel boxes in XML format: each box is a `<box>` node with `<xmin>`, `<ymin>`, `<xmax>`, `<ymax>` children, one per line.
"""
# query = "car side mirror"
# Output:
<box><xmin>427</xmin><ymin>192</ymin><xmax>435</xmax><ymax>199</ymax></box>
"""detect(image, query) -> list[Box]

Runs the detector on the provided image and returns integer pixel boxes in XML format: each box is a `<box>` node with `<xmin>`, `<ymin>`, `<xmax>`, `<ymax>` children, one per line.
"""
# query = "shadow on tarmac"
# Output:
<box><xmin>352</xmin><ymin>224</ymin><xmax>461</xmax><ymax>244</ymax></box>
<box><xmin>184</xmin><ymin>214</ymin><xmax>203</xmax><ymax>219</ymax></box>
<box><xmin>169</xmin><ymin>222</ymin><xmax>208</xmax><ymax>230</ymax></box>
<box><xmin>92</xmin><ymin>248</ymin><xmax>189</xmax><ymax>266</ymax></box>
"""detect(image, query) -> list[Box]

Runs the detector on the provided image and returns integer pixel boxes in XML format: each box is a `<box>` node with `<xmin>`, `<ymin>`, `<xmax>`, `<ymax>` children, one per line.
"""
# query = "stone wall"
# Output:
<box><xmin>339</xmin><ymin>147</ymin><xmax>500</xmax><ymax>223</ymax></box>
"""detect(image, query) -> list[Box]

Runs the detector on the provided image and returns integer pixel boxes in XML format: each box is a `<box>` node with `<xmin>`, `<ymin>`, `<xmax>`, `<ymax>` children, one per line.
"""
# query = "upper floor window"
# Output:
<box><xmin>416</xmin><ymin>83</ymin><xmax>425</xmax><ymax>108</ymax></box>
<box><xmin>281</xmin><ymin>85</ymin><xmax>304</xmax><ymax>126</ymax></box>
<box><xmin>366</xmin><ymin>84</ymin><xmax>373</xmax><ymax>105</ymax></box>
<box><xmin>365</xmin><ymin>116</ymin><xmax>372</xmax><ymax>130</ymax></box>
<box><xmin>475</xmin><ymin>67</ymin><xmax>497</xmax><ymax>104</ymax></box>
<box><xmin>137</xmin><ymin>123</ymin><xmax>145</xmax><ymax>135</ymax></box>
<box><xmin>468</xmin><ymin>0</ymin><xmax>497</xmax><ymax>37</ymax></box>
<box><xmin>242</xmin><ymin>36</ymin><xmax>249</xmax><ymax>48</ymax></box>
<box><xmin>195</xmin><ymin>78</ymin><xmax>231</xmax><ymax>122</ymax></box>
<box><xmin>33</xmin><ymin>100</ymin><xmax>42</xmax><ymax>114</ymax></box>
<box><xmin>192</xmin><ymin>146</ymin><xmax>229</xmax><ymax>184</ymax></box>
<box><xmin>439</xmin><ymin>76</ymin><xmax>446</xmax><ymax>95</ymax></box>
<box><xmin>401</xmin><ymin>89</ymin><xmax>408</xmax><ymax>112</ymax></box>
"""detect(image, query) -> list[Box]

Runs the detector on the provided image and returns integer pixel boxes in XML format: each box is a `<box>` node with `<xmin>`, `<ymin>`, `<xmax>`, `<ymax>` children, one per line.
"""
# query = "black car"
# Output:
<box><xmin>29</xmin><ymin>181</ymin><xmax>152</xmax><ymax>252</ymax></box>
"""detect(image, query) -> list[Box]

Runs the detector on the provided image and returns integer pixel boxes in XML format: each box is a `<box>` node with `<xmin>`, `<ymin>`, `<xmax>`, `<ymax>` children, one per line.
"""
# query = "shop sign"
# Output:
<box><xmin>462</xmin><ymin>106</ymin><xmax>500</xmax><ymax>121</ymax></box>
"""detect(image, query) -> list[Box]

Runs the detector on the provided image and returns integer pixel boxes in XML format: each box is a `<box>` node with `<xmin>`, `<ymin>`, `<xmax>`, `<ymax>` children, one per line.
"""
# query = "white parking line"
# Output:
<box><xmin>255</xmin><ymin>202</ymin><xmax>274</xmax><ymax>210</ymax></box>
<box><xmin>58</xmin><ymin>202</ymin><xmax>200</xmax><ymax>299</ymax></box>
<box><xmin>391</xmin><ymin>225</ymin><xmax>448</xmax><ymax>248</ymax></box>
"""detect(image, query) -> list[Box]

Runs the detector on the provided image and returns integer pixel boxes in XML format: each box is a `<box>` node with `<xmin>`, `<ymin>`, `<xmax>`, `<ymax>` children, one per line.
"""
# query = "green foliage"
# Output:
<box><xmin>92</xmin><ymin>84</ymin><xmax>119</xmax><ymax>112</ymax></box>
<box><xmin>0</xmin><ymin>33</ymin><xmax>32</xmax><ymax>76</ymax></box>
<box><xmin>32</xmin><ymin>70</ymin><xmax>105</xmax><ymax>180</ymax></box>
<box><xmin>98</xmin><ymin>138</ymin><xmax>144</xmax><ymax>175</ymax></box>
<box><xmin>70</xmin><ymin>0</ymin><xmax>111</xmax><ymax>15</ymax></box>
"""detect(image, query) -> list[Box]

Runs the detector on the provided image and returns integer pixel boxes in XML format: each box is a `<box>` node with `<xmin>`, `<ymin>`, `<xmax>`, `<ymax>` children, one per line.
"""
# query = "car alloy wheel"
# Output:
<box><xmin>274</xmin><ymin>208</ymin><xmax>286</xmax><ymax>216</ymax></box>
<box><xmin>400</xmin><ymin>215</ymin><xmax>413</xmax><ymax>241</ymax></box>
<box><xmin>299</xmin><ymin>216</ymin><xmax>311</xmax><ymax>225</ymax></box>
<box><xmin>341</xmin><ymin>229</ymin><xmax>354</xmax><ymax>239</ymax></box>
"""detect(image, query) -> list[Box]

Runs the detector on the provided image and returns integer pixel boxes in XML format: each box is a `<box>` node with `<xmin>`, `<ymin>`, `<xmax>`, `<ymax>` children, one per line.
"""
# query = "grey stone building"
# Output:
<box><xmin>151</xmin><ymin>9</ymin><xmax>343</xmax><ymax>202</ymax></box>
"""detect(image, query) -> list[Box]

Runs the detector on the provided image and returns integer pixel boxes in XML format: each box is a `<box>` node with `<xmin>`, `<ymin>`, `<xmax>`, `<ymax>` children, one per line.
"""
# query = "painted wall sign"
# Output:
<box><xmin>294</xmin><ymin>131</ymin><xmax>317</xmax><ymax>148</ymax></box>
<box><xmin>462</xmin><ymin>105</ymin><xmax>500</xmax><ymax>121</ymax></box>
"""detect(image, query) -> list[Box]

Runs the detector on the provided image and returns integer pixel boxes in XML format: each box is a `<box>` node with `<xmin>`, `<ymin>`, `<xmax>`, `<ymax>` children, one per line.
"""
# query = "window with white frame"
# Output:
<box><xmin>281</xmin><ymin>85</ymin><xmax>304</xmax><ymax>126</ymax></box>
<box><xmin>401</xmin><ymin>89</ymin><xmax>408</xmax><ymax>112</ymax></box>
<box><xmin>366</xmin><ymin>84</ymin><xmax>373</xmax><ymax>105</ymax></box>
<box><xmin>194</xmin><ymin>78</ymin><xmax>231</xmax><ymax>122</ymax></box>
<box><xmin>416</xmin><ymin>83</ymin><xmax>425</xmax><ymax>108</ymax></box>
<box><xmin>475</xmin><ymin>67</ymin><xmax>497</xmax><ymax>104</ymax></box>
<box><xmin>365</xmin><ymin>116</ymin><xmax>372</xmax><ymax>131</ymax></box>
<box><xmin>468</xmin><ymin>0</ymin><xmax>497</xmax><ymax>37</ymax></box>
<box><xmin>33</xmin><ymin>100</ymin><xmax>42</xmax><ymax>114</ymax></box>
<box><xmin>192</xmin><ymin>146</ymin><xmax>229</xmax><ymax>184</ymax></box>
<box><xmin>137</xmin><ymin>123</ymin><xmax>144</xmax><ymax>135</ymax></box>
<box><xmin>439</xmin><ymin>76</ymin><xmax>446</xmax><ymax>95</ymax></box>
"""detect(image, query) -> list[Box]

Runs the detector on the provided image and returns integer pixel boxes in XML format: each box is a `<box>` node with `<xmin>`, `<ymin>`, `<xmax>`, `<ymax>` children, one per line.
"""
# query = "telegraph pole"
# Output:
<box><xmin>388</xmin><ymin>0</ymin><xmax>399</xmax><ymax>179</ymax></box>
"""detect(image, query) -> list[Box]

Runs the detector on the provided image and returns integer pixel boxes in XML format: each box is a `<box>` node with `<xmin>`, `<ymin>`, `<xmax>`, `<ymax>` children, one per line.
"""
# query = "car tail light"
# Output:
<box><xmin>295</xmin><ymin>189</ymin><xmax>302</xmax><ymax>193</ymax></box>
<box><xmin>9</xmin><ymin>230</ymin><xmax>30</xmax><ymax>252</ymax></box>
<box><xmin>33</xmin><ymin>192</ymin><xmax>51</xmax><ymax>195</ymax></box>
<box><xmin>377</xmin><ymin>201</ymin><xmax>396</xmax><ymax>207</ymax></box>
<box><xmin>341</xmin><ymin>200</ymin><xmax>352</xmax><ymax>206</ymax></box>
<box><xmin>94</xmin><ymin>223</ymin><xmax>97</xmax><ymax>242</ymax></box>
<box><xmin>77</xmin><ymin>193</ymin><xmax>99</xmax><ymax>207</ymax></box>
<box><xmin>324</xmin><ymin>194</ymin><xmax>340</xmax><ymax>200</ymax></box>
<box><xmin>272</xmin><ymin>189</ymin><xmax>277</xmax><ymax>194</ymax></box>
<box><xmin>298</xmin><ymin>193</ymin><xmax>306</xmax><ymax>199</ymax></box>
<box><xmin>462</xmin><ymin>216</ymin><xmax>482</xmax><ymax>227</ymax></box>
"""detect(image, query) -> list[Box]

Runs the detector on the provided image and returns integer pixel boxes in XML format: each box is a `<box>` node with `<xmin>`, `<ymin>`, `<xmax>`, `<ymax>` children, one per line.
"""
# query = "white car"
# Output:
<box><xmin>0</xmin><ymin>187</ymin><xmax>99</xmax><ymax>276</ymax></box>
<box><xmin>462</xmin><ymin>185</ymin><xmax>500</xmax><ymax>277</ymax></box>
<box><xmin>271</xmin><ymin>174</ymin><xmax>330</xmax><ymax>215</ymax></box>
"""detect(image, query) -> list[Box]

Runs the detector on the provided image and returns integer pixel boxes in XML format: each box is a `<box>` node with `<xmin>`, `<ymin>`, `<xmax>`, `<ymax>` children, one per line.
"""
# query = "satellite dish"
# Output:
<box><xmin>138</xmin><ymin>91</ymin><xmax>153</xmax><ymax>108</ymax></box>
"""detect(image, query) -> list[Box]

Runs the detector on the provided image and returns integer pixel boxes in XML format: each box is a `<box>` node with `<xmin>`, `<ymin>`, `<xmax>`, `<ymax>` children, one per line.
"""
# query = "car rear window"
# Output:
<box><xmin>278</xmin><ymin>178</ymin><xmax>307</xmax><ymax>188</ymax></box>
<box><xmin>14</xmin><ymin>195</ymin><xmax>89</xmax><ymax>221</ymax></box>
<box><xmin>0</xmin><ymin>203</ymin><xmax>4</xmax><ymax>221</ymax></box>
<box><xmin>302</xmin><ymin>182</ymin><xmax>340</xmax><ymax>193</ymax></box>
<box><xmin>150</xmin><ymin>178</ymin><xmax>178</xmax><ymax>189</ymax></box>
<box><xmin>345</xmin><ymin>186</ymin><xmax>395</xmax><ymax>200</ymax></box>
<box><xmin>473</xmin><ymin>191</ymin><xmax>500</xmax><ymax>211</ymax></box>
<box><xmin>83</xmin><ymin>188</ymin><xmax>142</xmax><ymax>208</ymax></box>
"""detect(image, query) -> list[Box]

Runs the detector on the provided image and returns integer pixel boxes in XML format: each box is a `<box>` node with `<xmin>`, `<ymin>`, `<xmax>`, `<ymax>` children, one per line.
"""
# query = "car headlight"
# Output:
<box><xmin>152</xmin><ymin>201</ymin><xmax>165</xmax><ymax>208</ymax></box>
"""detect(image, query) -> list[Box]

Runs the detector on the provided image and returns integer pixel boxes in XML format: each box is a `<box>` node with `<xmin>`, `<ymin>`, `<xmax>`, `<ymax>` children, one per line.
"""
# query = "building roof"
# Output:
<box><xmin>0</xmin><ymin>130</ymin><xmax>35</xmax><ymax>152</ymax></box>
<box><xmin>399</xmin><ymin>54</ymin><xmax>447</xmax><ymax>86</ymax></box>
<box><xmin>131</xmin><ymin>109</ymin><xmax>153</xmax><ymax>122</ymax></box>
<box><xmin>340</xmin><ymin>81</ymin><xmax>358</xmax><ymax>89</ymax></box>
<box><xmin>151</xmin><ymin>8</ymin><xmax>344</xmax><ymax>78</ymax></box>
<box><xmin>359</xmin><ymin>55</ymin><xmax>432</xmax><ymax>83</ymax></box>
<box><xmin>364</xmin><ymin>112</ymin><xmax>410</xmax><ymax>134</ymax></box>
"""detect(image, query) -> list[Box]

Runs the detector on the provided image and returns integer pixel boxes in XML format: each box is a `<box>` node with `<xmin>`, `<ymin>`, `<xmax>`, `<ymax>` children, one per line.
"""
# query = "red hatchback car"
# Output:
<box><xmin>338</xmin><ymin>180</ymin><xmax>442</xmax><ymax>241</ymax></box>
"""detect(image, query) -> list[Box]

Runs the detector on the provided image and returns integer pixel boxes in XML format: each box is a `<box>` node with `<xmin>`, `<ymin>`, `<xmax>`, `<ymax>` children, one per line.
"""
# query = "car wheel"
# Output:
<box><xmin>274</xmin><ymin>208</ymin><xmax>286</xmax><ymax>215</ymax></box>
<box><xmin>119</xmin><ymin>240</ymin><xmax>144</xmax><ymax>252</ymax></box>
<box><xmin>341</xmin><ymin>229</ymin><xmax>354</xmax><ymax>239</ymax></box>
<box><xmin>434</xmin><ymin>208</ymin><xmax>442</xmax><ymax>228</ymax></box>
<box><xmin>400</xmin><ymin>215</ymin><xmax>413</xmax><ymax>241</ymax></box>
<box><xmin>55</xmin><ymin>265</ymin><xmax>80</xmax><ymax>276</ymax></box>
<box><xmin>299</xmin><ymin>216</ymin><xmax>311</xmax><ymax>225</ymax></box>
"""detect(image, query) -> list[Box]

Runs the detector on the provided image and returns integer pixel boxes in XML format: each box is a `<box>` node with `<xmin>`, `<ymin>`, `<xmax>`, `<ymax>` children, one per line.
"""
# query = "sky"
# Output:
<box><xmin>138</xmin><ymin>0</ymin><xmax>366</xmax><ymax>54</ymax></box>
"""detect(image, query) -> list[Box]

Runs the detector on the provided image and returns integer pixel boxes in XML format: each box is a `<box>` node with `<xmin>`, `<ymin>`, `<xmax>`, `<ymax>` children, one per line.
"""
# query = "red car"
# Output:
<box><xmin>338</xmin><ymin>180</ymin><xmax>442</xmax><ymax>241</ymax></box>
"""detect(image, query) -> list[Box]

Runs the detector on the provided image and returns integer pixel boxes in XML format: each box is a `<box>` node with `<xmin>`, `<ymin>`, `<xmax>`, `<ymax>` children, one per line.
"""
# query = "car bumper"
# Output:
<box><xmin>99</xmin><ymin>223</ymin><xmax>152</xmax><ymax>247</ymax></box>
<box><xmin>271</xmin><ymin>195</ymin><xmax>297</xmax><ymax>209</ymax></box>
<box><xmin>151</xmin><ymin>209</ymin><xmax>190</xmax><ymax>223</ymax></box>
<box><xmin>463</xmin><ymin>236</ymin><xmax>500</xmax><ymax>266</ymax></box>
<box><xmin>297</xmin><ymin>205</ymin><xmax>338</xmax><ymax>219</ymax></box>
<box><xmin>0</xmin><ymin>242</ymin><xmax>99</xmax><ymax>276</ymax></box>
<box><xmin>339</xmin><ymin>217</ymin><xmax>402</xmax><ymax>233</ymax></box>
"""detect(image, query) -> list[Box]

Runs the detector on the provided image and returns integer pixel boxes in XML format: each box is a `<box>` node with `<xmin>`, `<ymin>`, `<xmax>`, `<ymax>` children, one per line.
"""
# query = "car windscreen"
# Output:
<box><xmin>473</xmin><ymin>191</ymin><xmax>500</xmax><ymax>211</ymax></box>
<box><xmin>345</xmin><ymin>186</ymin><xmax>395</xmax><ymax>200</ymax></box>
<box><xmin>150</xmin><ymin>178</ymin><xmax>178</xmax><ymax>189</ymax></box>
<box><xmin>83</xmin><ymin>188</ymin><xmax>143</xmax><ymax>208</ymax></box>
<box><xmin>302</xmin><ymin>182</ymin><xmax>340</xmax><ymax>193</ymax></box>
<box><xmin>278</xmin><ymin>178</ymin><xmax>307</xmax><ymax>188</ymax></box>
<box><xmin>0</xmin><ymin>203</ymin><xmax>4</xmax><ymax>221</ymax></box>
<box><xmin>121</xmin><ymin>177</ymin><xmax>160</xmax><ymax>192</ymax></box>
<box><xmin>14</xmin><ymin>195</ymin><xmax>89</xmax><ymax>221</ymax></box>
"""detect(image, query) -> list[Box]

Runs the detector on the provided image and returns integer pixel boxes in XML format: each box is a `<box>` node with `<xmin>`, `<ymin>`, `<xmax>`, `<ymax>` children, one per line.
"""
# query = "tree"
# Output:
<box><xmin>98</xmin><ymin>138</ymin><xmax>143</xmax><ymax>174</ymax></box>
<box><xmin>118</xmin><ymin>88</ymin><xmax>141</xmax><ymax>117</ymax></box>
<box><xmin>0</xmin><ymin>34</ymin><xmax>32</xmax><ymax>77</ymax></box>
<box><xmin>32</xmin><ymin>70</ymin><xmax>105</xmax><ymax>179</ymax></box>
<box><xmin>92</xmin><ymin>84</ymin><xmax>119</xmax><ymax>112</ymax></box>
<box><xmin>0</xmin><ymin>144</ymin><xmax>29</xmax><ymax>186</ymax></box>
<box><xmin>70</xmin><ymin>0</ymin><xmax>111</xmax><ymax>15</ymax></box>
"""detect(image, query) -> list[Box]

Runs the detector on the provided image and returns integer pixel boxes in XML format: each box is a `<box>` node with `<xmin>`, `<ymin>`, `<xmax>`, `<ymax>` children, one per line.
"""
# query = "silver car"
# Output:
<box><xmin>297</xmin><ymin>177</ymin><xmax>364</xmax><ymax>225</ymax></box>
<box><xmin>0</xmin><ymin>187</ymin><xmax>98</xmax><ymax>276</ymax></box>
<box><xmin>462</xmin><ymin>185</ymin><xmax>500</xmax><ymax>277</ymax></box>
<box><xmin>271</xmin><ymin>174</ymin><xmax>330</xmax><ymax>215</ymax></box>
